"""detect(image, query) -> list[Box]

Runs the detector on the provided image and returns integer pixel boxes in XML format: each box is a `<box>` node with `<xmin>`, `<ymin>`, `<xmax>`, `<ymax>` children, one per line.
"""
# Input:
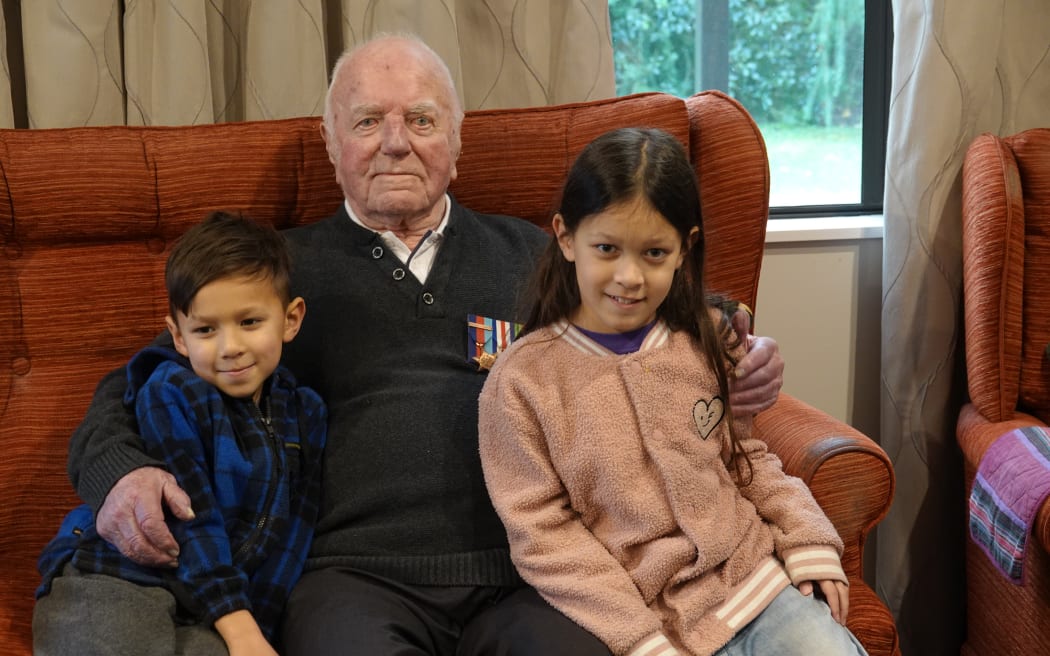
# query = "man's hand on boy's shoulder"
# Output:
<box><xmin>96</xmin><ymin>466</ymin><xmax>194</xmax><ymax>567</ymax></box>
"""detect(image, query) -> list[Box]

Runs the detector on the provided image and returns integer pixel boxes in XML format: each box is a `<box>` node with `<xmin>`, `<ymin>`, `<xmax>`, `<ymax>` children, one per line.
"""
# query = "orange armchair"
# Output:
<box><xmin>959</xmin><ymin>127</ymin><xmax>1050</xmax><ymax>656</ymax></box>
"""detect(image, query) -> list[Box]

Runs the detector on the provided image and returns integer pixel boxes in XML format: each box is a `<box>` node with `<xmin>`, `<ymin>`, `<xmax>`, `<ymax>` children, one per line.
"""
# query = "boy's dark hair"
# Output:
<box><xmin>166</xmin><ymin>211</ymin><xmax>292</xmax><ymax>317</ymax></box>
<box><xmin>521</xmin><ymin>127</ymin><xmax>752</xmax><ymax>484</ymax></box>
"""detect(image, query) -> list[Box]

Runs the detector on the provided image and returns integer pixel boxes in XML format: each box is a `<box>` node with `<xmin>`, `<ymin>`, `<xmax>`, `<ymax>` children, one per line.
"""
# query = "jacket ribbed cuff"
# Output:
<box><xmin>783</xmin><ymin>544</ymin><xmax>848</xmax><ymax>586</ymax></box>
<box><xmin>626</xmin><ymin>632</ymin><xmax>679</xmax><ymax>656</ymax></box>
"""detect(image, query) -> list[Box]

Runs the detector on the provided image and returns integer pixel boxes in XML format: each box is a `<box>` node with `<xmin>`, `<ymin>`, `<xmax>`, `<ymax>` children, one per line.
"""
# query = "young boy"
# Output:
<box><xmin>33</xmin><ymin>212</ymin><xmax>327</xmax><ymax>656</ymax></box>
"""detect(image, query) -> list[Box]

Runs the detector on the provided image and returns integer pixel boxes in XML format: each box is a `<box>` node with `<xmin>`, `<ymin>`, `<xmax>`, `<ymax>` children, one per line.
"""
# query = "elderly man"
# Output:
<box><xmin>65</xmin><ymin>35</ymin><xmax>784</xmax><ymax>655</ymax></box>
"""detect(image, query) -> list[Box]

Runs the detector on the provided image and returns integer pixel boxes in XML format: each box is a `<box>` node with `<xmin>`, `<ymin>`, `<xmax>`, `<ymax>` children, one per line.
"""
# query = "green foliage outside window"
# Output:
<box><xmin>609</xmin><ymin>0</ymin><xmax>696</xmax><ymax>97</ymax></box>
<box><xmin>610</xmin><ymin>0</ymin><xmax>864</xmax><ymax>128</ymax></box>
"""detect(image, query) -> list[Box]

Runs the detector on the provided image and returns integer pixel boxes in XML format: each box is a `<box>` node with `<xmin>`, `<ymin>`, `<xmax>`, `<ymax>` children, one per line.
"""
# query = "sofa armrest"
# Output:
<box><xmin>957</xmin><ymin>404</ymin><xmax>1050</xmax><ymax>554</ymax></box>
<box><xmin>754</xmin><ymin>393</ymin><xmax>895</xmax><ymax>563</ymax></box>
<box><xmin>754</xmin><ymin>393</ymin><xmax>899</xmax><ymax>656</ymax></box>
<box><xmin>1038</xmin><ymin>496</ymin><xmax>1050</xmax><ymax>554</ymax></box>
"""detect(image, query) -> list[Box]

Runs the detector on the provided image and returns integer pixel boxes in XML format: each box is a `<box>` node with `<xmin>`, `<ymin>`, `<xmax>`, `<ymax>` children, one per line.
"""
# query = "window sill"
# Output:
<box><xmin>765</xmin><ymin>215</ymin><xmax>884</xmax><ymax>243</ymax></box>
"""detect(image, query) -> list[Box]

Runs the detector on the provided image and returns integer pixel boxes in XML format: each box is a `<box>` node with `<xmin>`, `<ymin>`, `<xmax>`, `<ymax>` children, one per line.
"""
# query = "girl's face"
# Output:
<box><xmin>554</xmin><ymin>196</ymin><xmax>697</xmax><ymax>334</ymax></box>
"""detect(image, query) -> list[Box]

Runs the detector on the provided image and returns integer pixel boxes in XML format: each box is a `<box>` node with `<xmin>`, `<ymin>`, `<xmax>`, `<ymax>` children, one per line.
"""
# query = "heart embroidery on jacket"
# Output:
<box><xmin>693</xmin><ymin>397</ymin><xmax>725</xmax><ymax>440</ymax></box>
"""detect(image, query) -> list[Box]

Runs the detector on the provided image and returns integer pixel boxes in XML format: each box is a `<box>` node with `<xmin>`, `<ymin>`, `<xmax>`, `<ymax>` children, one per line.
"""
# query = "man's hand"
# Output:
<box><xmin>728</xmin><ymin>308</ymin><xmax>784</xmax><ymax>417</ymax></box>
<box><xmin>95</xmin><ymin>466</ymin><xmax>194</xmax><ymax>567</ymax></box>
<box><xmin>798</xmin><ymin>578</ymin><xmax>850</xmax><ymax>625</ymax></box>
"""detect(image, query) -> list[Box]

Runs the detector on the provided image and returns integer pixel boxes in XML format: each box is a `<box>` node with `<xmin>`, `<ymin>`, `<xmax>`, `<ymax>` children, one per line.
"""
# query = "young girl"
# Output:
<box><xmin>478</xmin><ymin>128</ymin><xmax>867</xmax><ymax>656</ymax></box>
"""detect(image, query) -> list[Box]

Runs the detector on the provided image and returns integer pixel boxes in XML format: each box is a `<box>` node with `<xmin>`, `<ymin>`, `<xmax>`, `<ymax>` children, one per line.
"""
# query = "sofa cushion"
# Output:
<box><xmin>452</xmin><ymin>93</ymin><xmax>689</xmax><ymax>227</ymax></box>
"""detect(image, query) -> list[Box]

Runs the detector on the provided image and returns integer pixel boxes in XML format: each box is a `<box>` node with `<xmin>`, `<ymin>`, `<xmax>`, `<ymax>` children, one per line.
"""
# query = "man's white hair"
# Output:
<box><xmin>322</xmin><ymin>33</ymin><xmax>465</xmax><ymax>134</ymax></box>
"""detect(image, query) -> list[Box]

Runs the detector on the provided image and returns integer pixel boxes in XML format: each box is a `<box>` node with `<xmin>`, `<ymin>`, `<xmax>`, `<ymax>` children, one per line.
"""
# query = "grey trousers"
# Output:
<box><xmin>33</xmin><ymin>564</ymin><xmax>228</xmax><ymax>656</ymax></box>
<box><xmin>281</xmin><ymin>567</ymin><xmax>613</xmax><ymax>656</ymax></box>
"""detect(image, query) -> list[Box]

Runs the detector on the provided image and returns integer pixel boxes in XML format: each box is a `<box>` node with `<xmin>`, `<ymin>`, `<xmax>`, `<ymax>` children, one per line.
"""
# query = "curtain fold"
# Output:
<box><xmin>20</xmin><ymin>1</ymin><xmax>124</xmax><ymax>127</ymax></box>
<box><xmin>0</xmin><ymin>0</ymin><xmax>614</xmax><ymax>129</ymax></box>
<box><xmin>879</xmin><ymin>2</ymin><xmax>1050</xmax><ymax>654</ymax></box>
<box><xmin>0</xmin><ymin>4</ymin><xmax>14</xmax><ymax>128</ymax></box>
<box><xmin>124</xmin><ymin>0</ymin><xmax>220</xmax><ymax>125</ymax></box>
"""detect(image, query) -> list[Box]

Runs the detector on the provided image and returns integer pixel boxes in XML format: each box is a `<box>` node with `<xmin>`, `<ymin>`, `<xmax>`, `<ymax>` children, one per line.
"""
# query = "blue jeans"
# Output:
<box><xmin>714</xmin><ymin>585</ymin><xmax>868</xmax><ymax>656</ymax></box>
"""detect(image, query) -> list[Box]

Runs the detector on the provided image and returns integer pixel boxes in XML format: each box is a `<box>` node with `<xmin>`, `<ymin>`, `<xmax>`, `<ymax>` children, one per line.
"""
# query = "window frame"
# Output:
<box><xmin>767</xmin><ymin>0</ymin><xmax>892</xmax><ymax>218</ymax></box>
<box><xmin>625</xmin><ymin>0</ymin><xmax>892</xmax><ymax>218</ymax></box>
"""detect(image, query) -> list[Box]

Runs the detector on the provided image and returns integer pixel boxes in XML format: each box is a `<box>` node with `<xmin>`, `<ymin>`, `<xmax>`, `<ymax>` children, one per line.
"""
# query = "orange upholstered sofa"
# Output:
<box><xmin>0</xmin><ymin>91</ymin><xmax>898</xmax><ymax>655</ymax></box>
<box><xmin>959</xmin><ymin>127</ymin><xmax>1050</xmax><ymax>656</ymax></box>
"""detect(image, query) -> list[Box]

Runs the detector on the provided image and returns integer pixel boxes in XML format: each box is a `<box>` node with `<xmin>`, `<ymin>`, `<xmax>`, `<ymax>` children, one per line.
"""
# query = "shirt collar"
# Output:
<box><xmin>342</xmin><ymin>193</ymin><xmax>452</xmax><ymax>241</ymax></box>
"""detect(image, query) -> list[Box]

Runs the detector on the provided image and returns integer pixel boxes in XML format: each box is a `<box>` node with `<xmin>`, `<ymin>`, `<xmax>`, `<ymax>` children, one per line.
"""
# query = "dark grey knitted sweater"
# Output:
<box><xmin>280</xmin><ymin>201</ymin><xmax>548</xmax><ymax>585</ymax></box>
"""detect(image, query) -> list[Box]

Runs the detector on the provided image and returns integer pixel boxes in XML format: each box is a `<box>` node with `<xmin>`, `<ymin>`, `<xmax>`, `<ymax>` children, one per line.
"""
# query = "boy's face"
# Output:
<box><xmin>166</xmin><ymin>274</ymin><xmax>305</xmax><ymax>403</ymax></box>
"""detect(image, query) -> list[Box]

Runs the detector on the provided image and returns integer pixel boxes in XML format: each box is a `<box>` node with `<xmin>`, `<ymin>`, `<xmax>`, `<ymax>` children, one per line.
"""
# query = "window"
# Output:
<box><xmin>609</xmin><ymin>0</ymin><xmax>891</xmax><ymax>215</ymax></box>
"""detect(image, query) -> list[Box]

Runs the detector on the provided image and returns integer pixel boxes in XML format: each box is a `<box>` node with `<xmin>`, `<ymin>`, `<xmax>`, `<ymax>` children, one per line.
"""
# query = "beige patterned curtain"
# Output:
<box><xmin>0</xmin><ymin>0</ymin><xmax>614</xmax><ymax>128</ymax></box>
<box><xmin>878</xmin><ymin>1</ymin><xmax>1050</xmax><ymax>654</ymax></box>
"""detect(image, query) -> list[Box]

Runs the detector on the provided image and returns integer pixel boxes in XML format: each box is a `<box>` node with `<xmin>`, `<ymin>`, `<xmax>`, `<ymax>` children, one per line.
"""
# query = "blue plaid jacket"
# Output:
<box><xmin>37</xmin><ymin>347</ymin><xmax>327</xmax><ymax>640</ymax></box>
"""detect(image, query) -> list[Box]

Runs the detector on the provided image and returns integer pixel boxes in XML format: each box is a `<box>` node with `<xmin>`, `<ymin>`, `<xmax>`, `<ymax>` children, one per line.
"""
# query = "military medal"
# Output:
<box><xmin>467</xmin><ymin>314</ymin><xmax>522</xmax><ymax>371</ymax></box>
<box><xmin>473</xmin><ymin>348</ymin><xmax>499</xmax><ymax>371</ymax></box>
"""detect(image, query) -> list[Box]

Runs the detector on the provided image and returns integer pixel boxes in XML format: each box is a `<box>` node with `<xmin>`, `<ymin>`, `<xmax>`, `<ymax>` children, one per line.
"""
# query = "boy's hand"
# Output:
<box><xmin>728</xmin><ymin>308</ymin><xmax>784</xmax><ymax>417</ymax></box>
<box><xmin>228</xmin><ymin>635</ymin><xmax>279</xmax><ymax>656</ymax></box>
<box><xmin>798</xmin><ymin>578</ymin><xmax>850</xmax><ymax>624</ymax></box>
<box><xmin>95</xmin><ymin>466</ymin><xmax>194</xmax><ymax>567</ymax></box>
<box><xmin>215</xmin><ymin>610</ymin><xmax>278</xmax><ymax>656</ymax></box>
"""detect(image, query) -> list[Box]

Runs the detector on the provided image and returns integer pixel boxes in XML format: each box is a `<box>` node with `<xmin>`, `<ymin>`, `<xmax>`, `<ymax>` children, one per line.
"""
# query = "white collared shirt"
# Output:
<box><xmin>343</xmin><ymin>194</ymin><xmax>451</xmax><ymax>283</ymax></box>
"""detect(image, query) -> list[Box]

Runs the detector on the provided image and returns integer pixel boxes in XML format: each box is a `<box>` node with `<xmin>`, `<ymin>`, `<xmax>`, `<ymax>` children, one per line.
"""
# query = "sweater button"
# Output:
<box><xmin>392</xmin><ymin>268</ymin><xmax>406</xmax><ymax>280</ymax></box>
<box><xmin>422</xmin><ymin>292</ymin><xmax>435</xmax><ymax>305</ymax></box>
<box><xmin>371</xmin><ymin>246</ymin><xmax>383</xmax><ymax>259</ymax></box>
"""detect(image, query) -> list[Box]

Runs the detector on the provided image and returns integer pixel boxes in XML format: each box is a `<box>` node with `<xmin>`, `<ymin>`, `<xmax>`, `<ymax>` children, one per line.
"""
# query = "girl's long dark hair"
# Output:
<box><xmin>521</xmin><ymin>127</ymin><xmax>753</xmax><ymax>485</ymax></box>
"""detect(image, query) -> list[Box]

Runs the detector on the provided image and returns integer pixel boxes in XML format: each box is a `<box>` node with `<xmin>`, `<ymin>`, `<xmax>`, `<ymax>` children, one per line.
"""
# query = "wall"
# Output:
<box><xmin>754</xmin><ymin>218</ymin><xmax>883</xmax><ymax>441</ymax></box>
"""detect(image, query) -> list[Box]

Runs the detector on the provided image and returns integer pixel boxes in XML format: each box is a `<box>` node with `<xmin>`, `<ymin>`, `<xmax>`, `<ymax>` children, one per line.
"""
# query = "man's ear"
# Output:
<box><xmin>165</xmin><ymin>315</ymin><xmax>189</xmax><ymax>357</ymax></box>
<box><xmin>320</xmin><ymin>120</ymin><xmax>337</xmax><ymax>165</ymax></box>
<box><xmin>283</xmin><ymin>297</ymin><xmax>306</xmax><ymax>343</ymax></box>
<box><xmin>448</xmin><ymin>128</ymin><xmax>461</xmax><ymax>184</ymax></box>
<box><xmin>552</xmin><ymin>213</ymin><xmax>576</xmax><ymax>263</ymax></box>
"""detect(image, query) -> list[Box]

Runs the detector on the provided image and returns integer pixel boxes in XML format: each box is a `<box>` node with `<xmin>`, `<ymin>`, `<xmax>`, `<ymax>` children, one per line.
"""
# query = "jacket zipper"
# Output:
<box><xmin>233</xmin><ymin>397</ymin><xmax>282</xmax><ymax>563</ymax></box>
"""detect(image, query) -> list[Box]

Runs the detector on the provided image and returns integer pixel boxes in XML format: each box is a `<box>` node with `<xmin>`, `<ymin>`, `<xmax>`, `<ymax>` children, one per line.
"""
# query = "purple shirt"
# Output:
<box><xmin>574</xmin><ymin>321</ymin><xmax>658</xmax><ymax>354</ymax></box>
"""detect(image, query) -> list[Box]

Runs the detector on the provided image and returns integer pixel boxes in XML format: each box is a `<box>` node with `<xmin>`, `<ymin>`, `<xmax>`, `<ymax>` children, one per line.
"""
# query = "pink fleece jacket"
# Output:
<box><xmin>478</xmin><ymin>320</ymin><xmax>846</xmax><ymax>656</ymax></box>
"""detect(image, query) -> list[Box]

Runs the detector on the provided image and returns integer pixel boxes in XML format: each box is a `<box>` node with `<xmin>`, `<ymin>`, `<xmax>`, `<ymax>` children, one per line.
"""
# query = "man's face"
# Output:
<box><xmin>322</xmin><ymin>41</ymin><xmax>461</xmax><ymax>230</ymax></box>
